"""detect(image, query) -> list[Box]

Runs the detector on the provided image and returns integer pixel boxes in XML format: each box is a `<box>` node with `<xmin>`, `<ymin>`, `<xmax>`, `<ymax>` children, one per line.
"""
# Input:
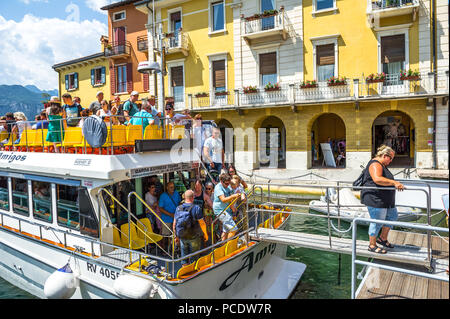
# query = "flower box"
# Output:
<box><xmin>264</xmin><ymin>82</ymin><xmax>281</xmax><ymax>92</ymax></box>
<box><xmin>244</xmin><ymin>10</ymin><xmax>278</xmax><ymax>21</ymax></box>
<box><xmin>195</xmin><ymin>93</ymin><xmax>209</xmax><ymax>98</ymax></box>
<box><xmin>400</xmin><ymin>75</ymin><xmax>421</xmax><ymax>81</ymax></box>
<box><xmin>215</xmin><ymin>91</ymin><xmax>229</xmax><ymax>96</ymax></box>
<box><xmin>400</xmin><ymin>69</ymin><xmax>420</xmax><ymax>81</ymax></box>
<box><xmin>300</xmin><ymin>81</ymin><xmax>318</xmax><ymax>89</ymax></box>
<box><xmin>243</xmin><ymin>86</ymin><xmax>258</xmax><ymax>94</ymax></box>
<box><xmin>366</xmin><ymin>73</ymin><xmax>386</xmax><ymax>83</ymax></box>
<box><xmin>327</xmin><ymin>77</ymin><xmax>347</xmax><ymax>86</ymax></box>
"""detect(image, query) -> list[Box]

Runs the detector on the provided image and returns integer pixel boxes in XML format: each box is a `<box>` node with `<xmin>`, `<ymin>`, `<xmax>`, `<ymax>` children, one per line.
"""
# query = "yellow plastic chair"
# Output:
<box><xmin>136</xmin><ymin>218</ymin><xmax>163</xmax><ymax>243</ymax></box>
<box><xmin>2</xmin><ymin>133</ymin><xmax>17</xmax><ymax>150</ymax></box>
<box><xmin>60</xmin><ymin>127</ymin><xmax>83</xmax><ymax>147</ymax></box>
<box><xmin>213</xmin><ymin>244</ymin><xmax>226</xmax><ymax>262</ymax></box>
<box><xmin>273</xmin><ymin>212</ymin><xmax>282</xmax><ymax>228</ymax></box>
<box><xmin>0</xmin><ymin>130</ymin><xmax>8</xmax><ymax>142</ymax></box>
<box><xmin>113</xmin><ymin>227</ymin><xmax>126</xmax><ymax>248</ymax></box>
<box><xmin>120</xmin><ymin>223</ymin><xmax>146</xmax><ymax>250</ymax></box>
<box><xmin>126</xmin><ymin>125</ymin><xmax>144</xmax><ymax>146</ymax></box>
<box><xmin>29</xmin><ymin>129</ymin><xmax>49</xmax><ymax>151</ymax></box>
<box><xmin>103</xmin><ymin>125</ymin><xmax>127</xmax><ymax>148</ymax></box>
<box><xmin>225</xmin><ymin>237</ymin><xmax>239</xmax><ymax>255</ymax></box>
<box><xmin>176</xmin><ymin>261</ymin><xmax>197</xmax><ymax>279</ymax></box>
<box><xmin>144</xmin><ymin>125</ymin><xmax>162</xmax><ymax>139</ymax></box>
<box><xmin>14</xmin><ymin>129</ymin><xmax>37</xmax><ymax>150</ymax></box>
<box><xmin>195</xmin><ymin>253</ymin><xmax>212</xmax><ymax>271</ymax></box>
<box><xmin>171</xmin><ymin>125</ymin><xmax>185</xmax><ymax>139</ymax></box>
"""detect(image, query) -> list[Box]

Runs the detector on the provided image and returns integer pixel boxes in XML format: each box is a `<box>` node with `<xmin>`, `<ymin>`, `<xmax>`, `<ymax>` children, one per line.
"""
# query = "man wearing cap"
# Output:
<box><xmin>123</xmin><ymin>91</ymin><xmax>140</xmax><ymax>123</ymax></box>
<box><xmin>89</xmin><ymin>91</ymin><xmax>104</xmax><ymax>115</ymax></box>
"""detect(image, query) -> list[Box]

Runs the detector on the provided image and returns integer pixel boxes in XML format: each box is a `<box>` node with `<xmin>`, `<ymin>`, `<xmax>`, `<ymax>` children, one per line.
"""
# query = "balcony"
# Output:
<box><xmin>164</xmin><ymin>30</ymin><xmax>189</xmax><ymax>56</ymax></box>
<box><xmin>367</xmin><ymin>0</ymin><xmax>419</xmax><ymax>28</ymax></box>
<box><xmin>137</xmin><ymin>35</ymin><xmax>148</xmax><ymax>52</ymax></box>
<box><xmin>104</xmin><ymin>41</ymin><xmax>131</xmax><ymax>59</ymax></box>
<box><xmin>242</xmin><ymin>8</ymin><xmax>288</xmax><ymax>46</ymax></box>
<box><xmin>187</xmin><ymin>71</ymin><xmax>448</xmax><ymax>111</ymax></box>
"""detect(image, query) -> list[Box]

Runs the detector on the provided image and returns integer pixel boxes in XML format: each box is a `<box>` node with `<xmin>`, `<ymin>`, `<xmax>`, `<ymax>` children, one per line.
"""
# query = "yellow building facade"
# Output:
<box><xmin>53</xmin><ymin>52</ymin><xmax>110</xmax><ymax>109</ymax></box>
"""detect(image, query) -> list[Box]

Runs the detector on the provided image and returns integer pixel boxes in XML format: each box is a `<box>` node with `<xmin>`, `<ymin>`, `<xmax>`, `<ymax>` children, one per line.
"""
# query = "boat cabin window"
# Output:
<box><xmin>32</xmin><ymin>181</ymin><xmax>52</xmax><ymax>223</ymax></box>
<box><xmin>12</xmin><ymin>178</ymin><xmax>29</xmax><ymax>216</ymax></box>
<box><xmin>78</xmin><ymin>187</ymin><xmax>99</xmax><ymax>238</ymax></box>
<box><xmin>0</xmin><ymin>176</ymin><xmax>9</xmax><ymax>211</ymax></box>
<box><xmin>57</xmin><ymin>184</ymin><xmax>79</xmax><ymax>230</ymax></box>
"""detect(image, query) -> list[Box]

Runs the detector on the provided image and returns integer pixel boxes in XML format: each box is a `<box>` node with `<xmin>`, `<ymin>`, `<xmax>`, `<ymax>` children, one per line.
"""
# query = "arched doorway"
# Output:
<box><xmin>372</xmin><ymin>111</ymin><xmax>415</xmax><ymax>167</ymax></box>
<box><xmin>311</xmin><ymin>113</ymin><xmax>346</xmax><ymax>168</ymax></box>
<box><xmin>258</xmin><ymin>116</ymin><xmax>286</xmax><ymax>169</ymax></box>
<box><xmin>216</xmin><ymin>119</ymin><xmax>234</xmax><ymax>165</ymax></box>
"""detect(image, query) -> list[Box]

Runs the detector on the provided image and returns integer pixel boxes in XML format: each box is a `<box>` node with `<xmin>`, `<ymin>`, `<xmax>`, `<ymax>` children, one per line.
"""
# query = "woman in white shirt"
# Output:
<box><xmin>96</xmin><ymin>100</ymin><xmax>118</xmax><ymax>125</ymax></box>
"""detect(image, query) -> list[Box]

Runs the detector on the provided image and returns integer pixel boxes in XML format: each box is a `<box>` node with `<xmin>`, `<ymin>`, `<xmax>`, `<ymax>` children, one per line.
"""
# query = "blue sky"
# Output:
<box><xmin>0</xmin><ymin>0</ymin><xmax>113</xmax><ymax>91</ymax></box>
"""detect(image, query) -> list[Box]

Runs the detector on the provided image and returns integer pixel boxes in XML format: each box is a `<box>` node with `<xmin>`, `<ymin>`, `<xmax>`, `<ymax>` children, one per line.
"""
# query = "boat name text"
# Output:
<box><xmin>0</xmin><ymin>152</ymin><xmax>27</xmax><ymax>163</ymax></box>
<box><xmin>86</xmin><ymin>262</ymin><xmax>120</xmax><ymax>280</ymax></box>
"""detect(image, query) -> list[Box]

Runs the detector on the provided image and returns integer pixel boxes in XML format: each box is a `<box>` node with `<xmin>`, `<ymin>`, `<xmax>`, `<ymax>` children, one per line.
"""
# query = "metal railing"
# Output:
<box><xmin>104</xmin><ymin>41</ymin><xmax>131</xmax><ymax>57</ymax></box>
<box><xmin>370</xmin><ymin>0</ymin><xmax>416</xmax><ymax>10</ymax></box>
<box><xmin>350</xmin><ymin>217</ymin><xmax>448</xmax><ymax>299</ymax></box>
<box><xmin>137</xmin><ymin>35</ymin><xmax>148</xmax><ymax>52</ymax></box>
<box><xmin>243</xmin><ymin>9</ymin><xmax>286</xmax><ymax>35</ymax></box>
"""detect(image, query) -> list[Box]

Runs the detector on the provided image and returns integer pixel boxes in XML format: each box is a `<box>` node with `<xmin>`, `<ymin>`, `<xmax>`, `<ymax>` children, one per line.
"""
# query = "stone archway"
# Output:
<box><xmin>216</xmin><ymin>119</ymin><xmax>234</xmax><ymax>165</ymax></box>
<box><xmin>310</xmin><ymin>113</ymin><xmax>346</xmax><ymax>168</ymax></box>
<box><xmin>256</xmin><ymin>116</ymin><xmax>286</xmax><ymax>169</ymax></box>
<box><xmin>372</xmin><ymin>110</ymin><xmax>415</xmax><ymax>167</ymax></box>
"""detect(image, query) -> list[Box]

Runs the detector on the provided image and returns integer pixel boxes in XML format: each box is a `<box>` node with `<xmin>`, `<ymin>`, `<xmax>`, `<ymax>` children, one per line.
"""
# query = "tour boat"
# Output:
<box><xmin>0</xmin><ymin>123</ymin><xmax>305</xmax><ymax>299</ymax></box>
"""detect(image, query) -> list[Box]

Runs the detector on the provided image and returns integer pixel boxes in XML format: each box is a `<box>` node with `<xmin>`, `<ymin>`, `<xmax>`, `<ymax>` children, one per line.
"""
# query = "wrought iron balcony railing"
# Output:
<box><xmin>104</xmin><ymin>41</ymin><xmax>131</xmax><ymax>58</ymax></box>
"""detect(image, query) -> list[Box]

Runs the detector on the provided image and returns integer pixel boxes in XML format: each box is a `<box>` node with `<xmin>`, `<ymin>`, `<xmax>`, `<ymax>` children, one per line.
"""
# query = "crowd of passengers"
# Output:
<box><xmin>0</xmin><ymin>90</ymin><xmax>195</xmax><ymax>152</ymax></box>
<box><xmin>139</xmin><ymin>164</ymin><xmax>248</xmax><ymax>267</ymax></box>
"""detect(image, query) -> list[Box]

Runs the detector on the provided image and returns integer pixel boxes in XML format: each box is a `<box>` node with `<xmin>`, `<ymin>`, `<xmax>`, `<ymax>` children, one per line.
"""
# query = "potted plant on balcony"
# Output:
<box><xmin>243</xmin><ymin>85</ymin><xmax>258</xmax><ymax>94</ymax></box>
<box><xmin>195</xmin><ymin>92</ymin><xmax>209</xmax><ymax>98</ymax></box>
<box><xmin>327</xmin><ymin>76</ymin><xmax>347</xmax><ymax>86</ymax></box>
<box><xmin>300</xmin><ymin>80</ymin><xmax>318</xmax><ymax>89</ymax></box>
<box><xmin>366</xmin><ymin>73</ymin><xmax>386</xmax><ymax>83</ymax></box>
<box><xmin>244</xmin><ymin>13</ymin><xmax>262</xmax><ymax>21</ymax></box>
<box><xmin>261</xmin><ymin>9</ymin><xmax>278</xmax><ymax>17</ymax></box>
<box><xmin>215</xmin><ymin>90</ymin><xmax>229</xmax><ymax>96</ymax></box>
<box><xmin>164</xmin><ymin>32</ymin><xmax>175</xmax><ymax>38</ymax></box>
<box><xmin>264</xmin><ymin>82</ymin><xmax>281</xmax><ymax>92</ymax></box>
<box><xmin>400</xmin><ymin>69</ymin><xmax>421</xmax><ymax>81</ymax></box>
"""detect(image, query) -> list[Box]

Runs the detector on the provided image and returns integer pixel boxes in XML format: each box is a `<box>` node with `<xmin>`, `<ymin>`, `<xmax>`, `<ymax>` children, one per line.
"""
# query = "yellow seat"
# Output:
<box><xmin>195</xmin><ymin>253</ymin><xmax>212</xmax><ymax>271</ymax></box>
<box><xmin>144</xmin><ymin>125</ymin><xmax>162</xmax><ymax>139</ymax></box>
<box><xmin>113</xmin><ymin>226</ymin><xmax>127</xmax><ymax>248</ymax></box>
<box><xmin>136</xmin><ymin>218</ymin><xmax>163</xmax><ymax>243</ymax></box>
<box><xmin>126</xmin><ymin>125</ymin><xmax>144</xmax><ymax>145</ymax></box>
<box><xmin>213</xmin><ymin>244</ymin><xmax>226</xmax><ymax>262</ymax></box>
<box><xmin>120</xmin><ymin>223</ymin><xmax>146</xmax><ymax>250</ymax></box>
<box><xmin>225</xmin><ymin>237</ymin><xmax>239</xmax><ymax>255</ymax></box>
<box><xmin>273</xmin><ymin>212</ymin><xmax>282</xmax><ymax>228</ymax></box>
<box><xmin>59</xmin><ymin>127</ymin><xmax>83</xmax><ymax>148</ymax></box>
<box><xmin>264</xmin><ymin>218</ymin><xmax>273</xmax><ymax>229</ymax></box>
<box><xmin>2</xmin><ymin>133</ymin><xmax>17</xmax><ymax>149</ymax></box>
<box><xmin>14</xmin><ymin>129</ymin><xmax>37</xmax><ymax>150</ymax></box>
<box><xmin>126</xmin><ymin>258</ymin><xmax>149</xmax><ymax>273</ymax></box>
<box><xmin>0</xmin><ymin>130</ymin><xmax>8</xmax><ymax>142</ymax></box>
<box><xmin>176</xmin><ymin>261</ymin><xmax>197</xmax><ymax>279</ymax></box>
<box><xmin>30</xmin><ymin>129</ymin><xmax>50</xmax><ymax>150</ymax></box>
<box><xmin>171</xmin><ymin>125</ymin><xmax>185</xmax><ymax>139</ymax></box>
<box><xmin>103</xmin><ymin>125</ymin><xmax>127</xmax><ymax>148</ymax></box>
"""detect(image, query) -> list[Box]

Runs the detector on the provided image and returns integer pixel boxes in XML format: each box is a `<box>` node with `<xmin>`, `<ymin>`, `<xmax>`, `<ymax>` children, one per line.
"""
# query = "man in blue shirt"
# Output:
<box><xmin>213</xmin><ymin>173</ymin><xmax>240</xmax><ymax>241</ymax></box>
<box><xmin>128</xmin><ymin>100</ymin><xmax>155</xmax><ymax>135</ymax></box>
<box><xmin>123</xmin><ymin>91</ymin><xmax>140</xmax><ymax>124</ymax></box>
<box><xmin>62</xmin><ymin>93</ymin><xmax>83</xmax><ymax>127</ymax></box>
<box><xmin>158</xmin><ymin>181</ymin><xmax>181</xmax><ymax>249</ymax></box>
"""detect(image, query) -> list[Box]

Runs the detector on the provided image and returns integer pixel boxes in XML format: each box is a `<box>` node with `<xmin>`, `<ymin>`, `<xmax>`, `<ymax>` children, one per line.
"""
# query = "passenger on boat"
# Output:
<box><xmin>213</xmin><ymin>173</ymin><xmax>240</xmax><ymax>242</ymax></box>
<box><xmin>361</xmin><ymin>145</ymin><xmax>404</xmax><ymax>254</ymax></box>
<box><xmin>173</xmin><ymin>190</ymin><xmax>208</xmax><ymax>266</ymax></box>
<box><xmin>32</xmin><ymin>111</ymin><xmax>49</xmax><ymax>130</ymax></box>
<box><xmin>46</xmin><ymin>104</ymin><xmax>65</xmax><ymax>153</ymax></box>
<box><xmin>73</xmin><ymin>96</ymin><xmax>82</xmax><ymax>108</ymax></box>
<box><xmin>89</xmin><ymin>91</ymin><xmax>104</xmax><ymax>115</ymax></box>
<box><xmin>227</xmin><ymin>165</ymin><xmax>248</xmax><ymax>190</ymax></box>
<box><xmin>0</xmin><ymin>117</ymin><xmax>8</xmax><ymax>145</ymax></box>
<box><xmin>145</xmin><ymin>183</ymin><xmax>162</xmax><ymax>234</ymax></box>
<box><xmin>158</xmin><ymin>181</ymin><xmax>181</xmax><ymax>249</ymax></box>
<box><xmin>62</xmin><ymin>93</ymin><xmax>83</xmax><ymax>127</ymax></box>
<box><xmin>148</xmin><ymin>175</ymin><xmax>164</xmax><ymax>198</ymax></box>
<box><xmin>97</xmin><ymin>100</ymin><xmax>118</xmax><ymax>125</ymax></box>
<box><xmin>202</xmin><ymin>181</ymin><xmax>219</xmax><ymax>245</ymax></box>
<box><xmin>203</xmin><ymin>127</ymin><xmax>225</xmax><ymax>181</ymax></box>
<box><xmin>123</xmin><ymin>91</ymin><xmax>140</xmax><ymax>124</ymax></box>
<box><xmin>128</xmin><ymin>100</ymin><xmax>156</xmax><ymax>133</ymax></box>
<box><xmin>12</xmin><ymin>112</ymin><xmax>31</xmax><ymax>145</ymax></box>
<box><xmin>77</xmin><ymin>109</ymin><xmax>90</xmax><ymax>128</ymax></box>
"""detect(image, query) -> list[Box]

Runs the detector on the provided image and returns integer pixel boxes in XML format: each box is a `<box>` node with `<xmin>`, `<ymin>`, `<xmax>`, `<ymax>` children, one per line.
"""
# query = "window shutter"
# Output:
<box><xmin>171</xmin><ymin>66</ymin><xmax>183</xmax><ymax>87</ymax></box>
<box><xmin>65</xmin><ymin>75</ymin><xmax>69</xmax><ymax>90</ymax></box>
<box><xmin>381</xmin><ymin>34</ymin><xmax>405</xmax><ymax>63</ymax></box>
<box><xmin>110</xmin><ymin>65</ymin><xmax>116</xmax><ymax>95</ymax></box>
<box><xmin>316</xmin><ymin>44</ymin><xmax>335</xmax><ymax>65</ymax></box>
<box><xmin>143</xmin><ymin>73</ymin><xmax>149</xmax><ymax>91</ymax></box>
<box><xmin>91</xmin><ymin>69</ymin><xmax>95</xmax><ymax>86</ymax></box>
<box><xmin>126</xmin><ymin>63</ymin><xmax>133</xmax><ymax>93</ymax></box>
<box><xmin>101</xmin><ymin>67</ymin><xmax>106</xmax><ymax>84</ymax></box>
<box><xmin>170</xmin><ymin>11</ymin><xmax>181</xmax><ymax>21</ymax></box>
<box><xmin>212</xmin><ymin>60</ymin><xmax>226</xmax><ymax>89</ymax></box>
<box><xmin>259</xmin><ymin>52</ymin><xmax>277</xmax><ymax>75</ymax></box>
<box><xmin>74</xmin><ymin>73</ymin><xmax>79</xmax><ymax>89</ymax></box>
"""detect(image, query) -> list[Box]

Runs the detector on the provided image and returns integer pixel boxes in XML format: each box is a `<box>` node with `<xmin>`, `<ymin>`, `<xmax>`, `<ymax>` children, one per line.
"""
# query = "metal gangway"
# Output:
<box><xmin>245</xmin><ymin>179</ymin><xmax>449</xmax><ymax>297</ymax></box>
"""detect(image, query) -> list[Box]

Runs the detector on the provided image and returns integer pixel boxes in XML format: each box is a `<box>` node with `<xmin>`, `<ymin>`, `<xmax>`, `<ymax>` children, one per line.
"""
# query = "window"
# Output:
<box><xmin>116</xmin><ymin>64</ymin><xmax>127</xmax><ymax>93</ymax></box>
<box><xmin>259</xmin><ymin>52</ymin><xmax>277</xmax><ymax>87</ymax></box>
<box><xmin>171</xmin><ymin>65</ymin><xmax>184</xmax><ymax>103</ymax></box>
<box><xmin>315</xmin><ymin>0</ymin><xmax>335</xmax><ymax>11</ymax></box>
<box><xmin>65</xmin><ymin>73</ymin><xmax>78</xmax><ymax>91</ymax></box>
<box><xmin>78</xmin><ymin>188</ymin><xmax>99</xmax><ymax>238</ymax></box>
<box><xmin>91</xmin><ymin>67</ymin><xmax>106</xmax><ymax>86</ymax></box>
<box><xmin>32</xmin><ymin>181</ymin><xmax>52</xmax><ymax>223</ymax></box>
<box><xmin>169</xmin><ymin>11</ymin><xmax>182</xmax><ymax>47</ymax></box>
<box><xmin>0</xmin><ymin>176</ymin><xmax>9</xmax><ymax>211</ymax></box>
<box><xmin>316</xmin><ymin>43</ymin><xmax>335</xmax><ymax>82</ymax></box>
<box><xmin>212</xmin><ymin>60</ymin><xmax>226</xmax><ymax>92</ymax></box>
<box><xmin>113</xmin><ymin>10</ymin><xmax>126</xmax><ymax>22</ymax></box>
<box><xmin>12</xmin><ymin>178</ymin><xmax>28</xmax><ymax>216</ymax></box>
<box><xmin>380</xmin><ymin>34</ymin><xmax>405</xmax><ymax>85</ymax></box>
<box><xmin>57</xmin><ymin>184</ymin><xmax>79</xmax><ymax>230</ymax></box>
<box><xmin>261</xmin><ymin>0</ymin><xmax>275</xmax><ymax>30</ymax></box>
<box><xmin>211</xmin><ymin>1</ymin><xmax>225</xmax><ymax>32</ymax></box>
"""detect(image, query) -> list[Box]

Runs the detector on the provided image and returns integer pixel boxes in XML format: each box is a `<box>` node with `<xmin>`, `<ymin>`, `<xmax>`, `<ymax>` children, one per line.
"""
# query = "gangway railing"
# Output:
<box><xmin>350</xmin><ymin>217</ymin><xmax>448</xmax><ymax>299</ymax></box>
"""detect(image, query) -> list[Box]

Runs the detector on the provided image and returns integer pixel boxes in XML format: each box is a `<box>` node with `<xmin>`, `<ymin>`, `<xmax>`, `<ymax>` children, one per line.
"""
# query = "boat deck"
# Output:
<box><xmin>356</xmin><ymin>230</ymin><xmax>449</xmax><ymax>299</ymax></box>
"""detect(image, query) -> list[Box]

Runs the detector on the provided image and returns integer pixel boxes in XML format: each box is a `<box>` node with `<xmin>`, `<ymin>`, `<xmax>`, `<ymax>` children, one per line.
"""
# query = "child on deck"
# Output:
<box><xmin>230</xmin><ymin>175</ymin><xmax>246</xmax><ymax>230</ymax></box>
<box><xmin>46</xmin><ymin>105</ymin><xmax>65</xmax><ymax>153</ymax></box>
